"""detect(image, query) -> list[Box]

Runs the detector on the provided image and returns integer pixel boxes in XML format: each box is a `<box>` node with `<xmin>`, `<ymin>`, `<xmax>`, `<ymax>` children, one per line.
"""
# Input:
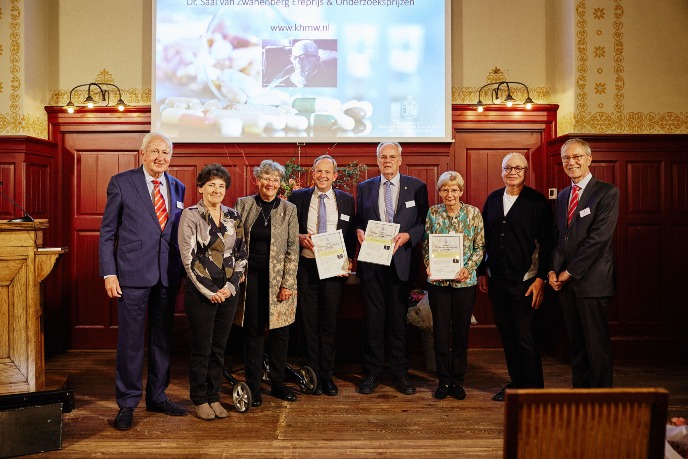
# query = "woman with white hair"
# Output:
<box><xmin>422</xmin><ymin>171</ymin><xmax>485</xmax><ymax>401</ymax></box>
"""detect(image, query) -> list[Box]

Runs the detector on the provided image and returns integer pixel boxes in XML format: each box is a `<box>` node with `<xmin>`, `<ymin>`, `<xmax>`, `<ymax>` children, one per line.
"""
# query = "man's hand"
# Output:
<box><xmin>392</xmin><ymin>232</ymin><xmax>411</xmax><ymax>254</ymax></box>
<box><xmin>478</xmin><ymin>275</ymin><xmax>488</xmax><ymax>294</ymax></box>
<box><xmin>299</xmin><ymin>233</ymin><xmax>315</xmax><ymax>250</ymax></box>
<box><xmin>104</xmin><ymin>276</ymin><xmax>122</xmax><ymax>298</ymax></box>
<box><xmin>357</xmin><ymin>228</ymin><xmax>366</xmax><ymax>245</ymax></box>
<box><xmin>525</xmin><ymin>278</ymin><xmax>545</xmax><ymax>309</ymax></box>
<box><xmin>548</xmin><ymin>271</ymin><xmax>562</xmax><ymax>291</ymax></box>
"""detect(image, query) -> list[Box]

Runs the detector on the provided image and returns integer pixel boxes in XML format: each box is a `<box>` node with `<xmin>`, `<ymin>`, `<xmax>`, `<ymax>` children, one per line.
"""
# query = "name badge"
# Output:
<box><xmin>340</xmin><ymin>214</ymin><xmax>350</xmax><ymax>221</ymax></box>
<box><xmin>176</xmin><ymin>201</ymin><xmax>184</xmax><ymax>209</ymax></box>
<box><xmin>579</xmin><ymin>207</ymin><xmax>591</xmax><ymax>218</ymax></box>
<box><xmin>405</xmin><ymin>200</ymin><xmax>415</xmax><ymax>208</ymax></box>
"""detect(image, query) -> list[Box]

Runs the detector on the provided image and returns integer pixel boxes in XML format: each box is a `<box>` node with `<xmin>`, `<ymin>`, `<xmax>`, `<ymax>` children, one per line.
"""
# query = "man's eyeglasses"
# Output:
<box><xmin>503</xmin><ymin>166</ymin><xmax>526</xmax><ymax>174</ymax></box>
<box><xmin>291</xmin><ymin>54</ymin><xmax>318</xmax><ymax>62</ymax></box>
<box><xmin>561</xmin><ymin>154</ymin><xmax>587</xmax><ymax>163</ymax></box>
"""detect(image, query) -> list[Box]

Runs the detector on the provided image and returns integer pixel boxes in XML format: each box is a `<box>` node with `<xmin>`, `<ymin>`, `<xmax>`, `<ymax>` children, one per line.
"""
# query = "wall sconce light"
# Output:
<box><xmin>475</xmin><ymin>81</ymin><xmax>535</xmax><ymax>112</ymax></box>
<box><xmin>64</xmin><ymin>82</ymin><xmax>127</xmax><ymax>113</ymax></box>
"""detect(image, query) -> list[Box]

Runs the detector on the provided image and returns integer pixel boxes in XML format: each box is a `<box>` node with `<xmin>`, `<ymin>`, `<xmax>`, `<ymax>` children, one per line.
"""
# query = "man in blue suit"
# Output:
<box><xmin>549</xmin><ymin>138</ymin><xmax>619</xmax><ymax>388</ymax></box>
<box><xmin>99</xmin><ymin>132</ymin><xmax>187</xmax><ymax>430</ymax></box>
<box><xmin>288</xmin><ymin>154</ymin><xmax>356</xmax><ymax>396</ymax></box>
<box><xmin>355</xmin><ymin>141</ymin><xmax>429</xmax><ymax>395</ymax></box>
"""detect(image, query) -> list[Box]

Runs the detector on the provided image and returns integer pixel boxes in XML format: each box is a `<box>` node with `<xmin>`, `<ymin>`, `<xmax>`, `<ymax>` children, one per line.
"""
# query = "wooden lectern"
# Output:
<box><xmin>0</xmin><ymin>220</ymin><xmax>64</xmax><ymax>395</ymax></box>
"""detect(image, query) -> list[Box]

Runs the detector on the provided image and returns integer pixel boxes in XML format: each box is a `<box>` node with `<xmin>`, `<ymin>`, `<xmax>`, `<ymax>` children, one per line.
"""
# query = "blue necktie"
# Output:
<box><xmin>384</xmin><ymin>180</ymin><xmax>395</xmax><ymax>223</ymax></box>
<box><xmin>318</xmin><ymin>193</ymin><xmax>327</xmax><ymax>233</ymax></box>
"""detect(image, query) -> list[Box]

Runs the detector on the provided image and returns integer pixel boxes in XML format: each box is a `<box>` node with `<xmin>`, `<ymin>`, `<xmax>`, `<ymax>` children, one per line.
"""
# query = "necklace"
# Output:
<box><xmin>259</xmin><ymin>199</ymin><xmax>278</xmax><ymax>226</ymax></box>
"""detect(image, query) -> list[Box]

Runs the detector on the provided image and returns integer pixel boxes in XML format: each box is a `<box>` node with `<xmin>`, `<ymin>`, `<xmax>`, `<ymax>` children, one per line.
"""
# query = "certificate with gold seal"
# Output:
<box><xmin>312</xmin><ymin>229</ymin><xmax>349</xmax><ymax>279</ymax></box>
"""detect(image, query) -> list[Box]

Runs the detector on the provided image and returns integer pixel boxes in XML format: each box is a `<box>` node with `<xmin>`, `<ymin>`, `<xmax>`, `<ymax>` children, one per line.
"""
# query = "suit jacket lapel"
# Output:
<box><xmin>132</xmin><ymin>166</ymin><xmax>160</xmax><ymax>228</ymax></box>
<box><xmin>371</xmin><ymin>177</ymin><xmax>381</xmax><ymax>221</ymax></box>
<box><xmin>243</xmin><ymin>197</ymin><xmax>261</xmax><ymax>233</ymax></box>
<box><xmin>568</xmin><ymin>177</ymin><xmax>597</xmax><ymax>230</ymax></box>
<box><xmin>303</xmin><ymin>187</ymin><xmax>315</xmax><ymax>231</ymax></box>
<box><xmin>559</xmin><ymin>185</ymin><xmax>571</xmax><ymax>231</ymax></box>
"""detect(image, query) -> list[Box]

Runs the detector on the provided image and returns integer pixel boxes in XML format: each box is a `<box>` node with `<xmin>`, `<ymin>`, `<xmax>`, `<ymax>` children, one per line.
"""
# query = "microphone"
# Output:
<box><xmin>0</xmin><ymin>180</ymin><xmax>35</xmax><ymax>222</ymax></box>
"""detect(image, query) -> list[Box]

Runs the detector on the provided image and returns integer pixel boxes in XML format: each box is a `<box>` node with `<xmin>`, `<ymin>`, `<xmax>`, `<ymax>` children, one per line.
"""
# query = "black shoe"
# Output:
<box><xmin>271</xmin><ymin>385</ymin><xmax>297</xmax><ymax>402</ymax></box>
<box><xmin>114</xmin><ymin>407</ymin><xmax>134</xmax><ymax>430</ymax></box>
<box><xmin>492</xmin><ymin>383</ymin><xmax>513</xmax><ymax>402</ymax></box>
<box><xmin>434</xmin><ymin>384</ymin><xmax>450</xmax><ymax>400</ymax></box>
<box><xmin>251</xmin><ymin>394</ymin><xmax>262</xmax><ymax>407</ymax></box>
<box><xmin>451</xmin><ymin>384</ymin><xmax>467</xmax><ymax>400</ymax></box>
<box><xmin>313</xmin><ymin>381</ymin><xmax>323</xmax><ymax>395</ymax></box>
<box><xmin>323</xmin><ymin>378</ymin><xmax>338</xmax><ymax>396</ymax></box>
<box><xmin>357</xmin><ymin>375</ymin><xmax>379</xmax><ymax>394</ymax></box>
<box><xmin>394</xmin><ymin>376</ymin><xmax>416</xmax><ymax>395</ymax></box>
<box><xmin>145</xmin><ymin>398</ymin><xmax>187</xmax><ymax>416</ymax></box>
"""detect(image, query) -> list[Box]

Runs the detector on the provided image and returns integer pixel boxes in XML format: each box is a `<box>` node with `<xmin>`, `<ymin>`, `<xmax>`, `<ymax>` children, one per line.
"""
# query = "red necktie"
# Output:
<box><xmin>152</xmin><ymin>180</ymin><xmax>168</xmax><ymax>230</ymax></box>
<box><xmin>567</xmin><ymin>185</ymin><xmax>580</xmax><ymax>227</ymax></box>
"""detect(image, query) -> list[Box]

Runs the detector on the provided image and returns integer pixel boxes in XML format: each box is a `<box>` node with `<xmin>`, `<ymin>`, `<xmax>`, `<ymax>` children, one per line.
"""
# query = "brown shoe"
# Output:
<box><xmin>194</xmin><ymin>403</ymin><xmax>216</xmax><ymax>421</ymax></box>
<box><xmin>210</xmin><ymin>402</ymin><xmax>228</xmax><ymax>419</ymax></box>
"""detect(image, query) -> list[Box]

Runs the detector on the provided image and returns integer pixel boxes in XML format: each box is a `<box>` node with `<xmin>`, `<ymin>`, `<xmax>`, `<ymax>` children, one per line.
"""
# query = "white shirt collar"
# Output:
<box><xmin>573</xmin><ymin>172</ymin><xmax>593</xmax><ymax>190</ymax></box>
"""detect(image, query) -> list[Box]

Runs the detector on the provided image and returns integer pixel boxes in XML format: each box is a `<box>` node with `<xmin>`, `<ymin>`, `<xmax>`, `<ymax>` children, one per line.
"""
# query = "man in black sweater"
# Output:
<box><xmin>478</xmin><ymin>153</ymin><xmax>554</xmax><ymax>401</ymax></box>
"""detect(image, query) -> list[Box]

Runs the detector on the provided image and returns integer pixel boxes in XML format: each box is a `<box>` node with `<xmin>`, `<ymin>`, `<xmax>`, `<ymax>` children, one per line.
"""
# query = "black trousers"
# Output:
<box><xmin>297</xmin><ymin>256</ymin><xmax>345</xmax><ymax>381</ymax></box>
<box><xmin>116</xmin><ymin>282</ymin><xmax>175</xmax><ymax>408</ymax></box>
<box><xmin>361</xmin><ymin>264</ymin><xmax>410</xmax><ymax>379</ymax></box>
<box><xmin>427</xmin><ymin>283</ymin><xmax>476</xmax><ymax>386</ymax></box>
<box><xmin>184</xmin><ymin>278</ymin><xmax>238</xmax><ymax>405</ymax></box>
<box><xmin>488</xmin><ymin>277</ymin><xmax>544</xmax><ymax>388</ymax></box>
<box><xmin>558</xmin><ymin>285</ymin><xmax>613</xmax><ymax>388</ymax></box>
<box><xmin>244</xmin><ymin>269</ymin><xmax>289</xmax><ymax>392</ymax></box>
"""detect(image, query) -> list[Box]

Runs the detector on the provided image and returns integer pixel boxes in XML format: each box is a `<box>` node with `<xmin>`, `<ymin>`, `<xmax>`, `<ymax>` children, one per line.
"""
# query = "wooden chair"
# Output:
<box><xmin>503</xmin><ymin>388</ymin><xmax>669</xmax><ymax>459</ymax></box>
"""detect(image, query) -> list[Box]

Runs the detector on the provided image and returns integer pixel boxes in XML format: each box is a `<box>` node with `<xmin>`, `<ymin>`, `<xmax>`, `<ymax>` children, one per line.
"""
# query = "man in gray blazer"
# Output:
<box><xmin>549</xmin><ymin>138</ymin><xmax>619</xmax><ymax>388</ymax></box>
<box><xmin>99</xmin><ymin>132</ymin><xmax>187</xmax><ymax>430</ymax></box>
<box><xmin>355</xmin><ymin>141</ymin><xmax>429</xmax><ymax>395</ymax></box>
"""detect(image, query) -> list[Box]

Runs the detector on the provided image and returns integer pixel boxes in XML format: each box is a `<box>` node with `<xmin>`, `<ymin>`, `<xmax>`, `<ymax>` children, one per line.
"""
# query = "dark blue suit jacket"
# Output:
<box><xmin>355</xmin><ymin>175</ymin><xmax>429</xmax><ymax>281</ymax></box>
<box><xmin>288</xmin><ymin>187</ymin><xmax>357</xmax><ymax>259</ymax></box>
<box><xmin>551</xmin><ymin>176</ymin><xmax>619</xmax><ymax>297</ymax></box>
<box><xmin>99</xmin><ymin>166</ymin><xmax>186</xmax><ymax>288</ymax></box>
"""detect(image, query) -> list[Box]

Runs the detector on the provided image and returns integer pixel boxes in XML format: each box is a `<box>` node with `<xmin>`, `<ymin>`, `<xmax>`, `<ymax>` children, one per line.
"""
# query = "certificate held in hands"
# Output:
<box><xmin>312</xmin><ymin>229</ymin><xmax>350</xmax><ymax>279</ymax></box>
<box><xmin>429</xmin><ymin>233</ymin><xmax>463</xmax><ymax>280</ymax></box>
<box><xmin>357</xmin><ymin>220</ymin><xmax>400</xmax><ymax>266</ymax></box>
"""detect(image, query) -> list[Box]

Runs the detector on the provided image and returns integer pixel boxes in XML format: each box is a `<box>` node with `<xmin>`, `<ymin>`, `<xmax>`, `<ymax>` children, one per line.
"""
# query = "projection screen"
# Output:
<box><xmin>153</xmin><ymin>0</ymin><xmax>451</xmax><ymax>143</ymax></box>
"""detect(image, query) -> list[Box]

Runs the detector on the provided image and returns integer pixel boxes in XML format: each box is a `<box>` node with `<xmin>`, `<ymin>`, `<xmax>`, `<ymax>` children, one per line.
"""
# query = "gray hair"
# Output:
<box><xmin>253</xmin><ymin>159</ymin><xmax>286</xmax><ymax>181</ymax></box>
<box><xmin>313</xmin><ymin>154</ymin><xmax>338</xmax><ymax>172</ymax></box>
<box><xmin>502</xmin><ymin>152</ymin><xmax>528</xmax><ymax>168</ymax></box>
<box><xmin>140</xmin><ymin>132</ymin><xmax>173</xmax><ymax>154</ymax></box>
<box><xmin>561</xmin><ymin>138</ymin><xmax>592</xmax><ymax>157</ymax></box>
<box><xmin>436</xmin><ymin>171</ymin><xmax>465</xmax><ymax>192</ymax></box>
<box><xmin>376</xmin><ymin>141</ymin><xmax>402</xmax><ymax>158</ymax></box>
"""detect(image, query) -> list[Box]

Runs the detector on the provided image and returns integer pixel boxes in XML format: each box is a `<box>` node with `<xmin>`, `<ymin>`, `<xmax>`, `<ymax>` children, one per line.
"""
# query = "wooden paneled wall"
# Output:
<box><xmin>5</xmin><ymin>106</ymin><xmax>684</xmax><ymax>361</ymax></box>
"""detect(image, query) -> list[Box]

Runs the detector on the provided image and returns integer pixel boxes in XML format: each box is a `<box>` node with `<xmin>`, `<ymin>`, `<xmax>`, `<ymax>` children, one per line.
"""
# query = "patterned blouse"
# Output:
<box><xmin>178</xmin><ymin>199</ymin><xmax>247</xmax><ymax>299</ymax></box>
<box><xmin>423</xmin><ymin>202</ymin><xmax>486</xmax><ymax>288</ymax></box>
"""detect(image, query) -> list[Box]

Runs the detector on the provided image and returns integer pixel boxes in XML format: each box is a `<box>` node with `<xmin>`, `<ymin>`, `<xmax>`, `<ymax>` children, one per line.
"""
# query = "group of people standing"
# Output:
<box><xmin>99</xmin><ymin>133</ymin><xmax>618</xmax><ymax>430</ymax></box>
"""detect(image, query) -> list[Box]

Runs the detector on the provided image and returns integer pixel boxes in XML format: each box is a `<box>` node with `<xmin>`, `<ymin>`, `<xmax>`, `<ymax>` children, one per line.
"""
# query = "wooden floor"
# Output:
<box><xmin>26</xmin><ymin>349</ymin><xmax>688</xmax><ymax>458</ymax></box>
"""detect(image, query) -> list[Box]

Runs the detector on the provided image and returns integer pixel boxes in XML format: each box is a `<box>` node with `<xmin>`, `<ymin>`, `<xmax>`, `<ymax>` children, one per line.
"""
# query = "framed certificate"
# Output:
<box><xmin>357</xmin><ymin>220</ymin><xmax>400</xmax><ymax>266</ymax></box>
<box><xmin>428</xmin><ymin>233</ymin><xmax>463</xmax><ymax>280</ymax></box>
<box><xmin>311</xmin><ymin>229</ymin><xmax>349</xmax><ymax>279</ymax></box>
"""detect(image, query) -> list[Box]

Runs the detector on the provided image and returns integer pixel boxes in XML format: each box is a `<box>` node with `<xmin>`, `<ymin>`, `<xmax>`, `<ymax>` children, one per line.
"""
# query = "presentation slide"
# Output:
<box><xmin>153</xmin><ymin>0</ymin><xmax>450</xmax><ymax>143</ymax></box>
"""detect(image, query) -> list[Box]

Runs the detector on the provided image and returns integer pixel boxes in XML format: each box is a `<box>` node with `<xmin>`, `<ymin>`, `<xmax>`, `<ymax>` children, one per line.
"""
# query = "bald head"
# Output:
<box><xmin>291</xmin><ymin>40</ymin><xmax>319</xmax><ymax>58</ymax></box>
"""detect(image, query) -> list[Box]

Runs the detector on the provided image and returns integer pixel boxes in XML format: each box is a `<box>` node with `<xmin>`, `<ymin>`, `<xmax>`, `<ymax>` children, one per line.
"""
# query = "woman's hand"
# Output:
<box><xmin>454</xmin><ymin>267</ymin><xmax>470</xmax><ymax>283</ymax></box>
<box><xmin>278</xmin><ymin>287</ymin><xmax>293</xmax><ymax>302</ymax></box>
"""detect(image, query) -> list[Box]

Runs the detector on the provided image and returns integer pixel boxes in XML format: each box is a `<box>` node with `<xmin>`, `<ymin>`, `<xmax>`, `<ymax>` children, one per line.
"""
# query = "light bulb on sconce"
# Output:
<box><xmin>474</xmin><ymin>81</ymin><xmax>536</xmax><ymax>112</ymax></box>
<box><xmin>63</xmin><ymin>82</ymin><xmax>128</xmax><ymax>112</ymax></box>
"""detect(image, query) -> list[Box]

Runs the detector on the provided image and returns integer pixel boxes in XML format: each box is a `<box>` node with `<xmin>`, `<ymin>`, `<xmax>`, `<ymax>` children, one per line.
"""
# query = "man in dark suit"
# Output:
<box><xmin>549</xmin><ymin>138</ymin><xmax>619</xmax><ymax>388</ymax></box>
<box><xmin>478</xmin><ymin>153</ymin><xmax>554</xmax><ymax>401</ymax></box>
<box><xmin>355</xmin><ymin>141</ymin><xmax>429</xmax><ymax>395</ymax></box>
<box><xmin>288</xmin><ymin>154</ymin><xmax>356</xmax><ymax>396</ymax></box>
<box><xmin>99</xmin><ymin>132</ymin><xmax>187</xmax><ymax>430</ymax></box>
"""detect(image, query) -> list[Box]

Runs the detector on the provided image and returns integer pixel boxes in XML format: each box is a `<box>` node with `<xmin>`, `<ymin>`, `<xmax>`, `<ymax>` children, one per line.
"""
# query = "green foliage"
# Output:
<box><xmin>279</xmin><ymin>158</ymin><xmax>367</xmax><ymax>197</ymax></box>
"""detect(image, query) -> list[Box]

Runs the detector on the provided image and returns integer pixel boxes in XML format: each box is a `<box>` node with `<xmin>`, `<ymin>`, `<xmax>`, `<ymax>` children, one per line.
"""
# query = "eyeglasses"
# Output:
<box><xmin>561</xmin><ymin>154</ymin><xmax>587</xmax><ymax>163</ymax></box>
<box><xmin>378</xmin><ymin>155</ymin><xmax>399</xmax><ymax>162</ymax></box>
<box><xmin>259</xmin><ymin>176</ymin><xmax>281</xmax><ymax>184</ymax></box>
<box><xmin>503</xmin><ymin>166</ymin><xmax>526</xmax><ymax>174</ymax></box>
<box><xmin>439</xmin><ymin>188</ymin><xmax>462</xmax><ymax>195</ymax></box>
<box><xmin>291</xmin><ymin>54</ymin><xmax>318</xmax><ymax>62</ymax></box>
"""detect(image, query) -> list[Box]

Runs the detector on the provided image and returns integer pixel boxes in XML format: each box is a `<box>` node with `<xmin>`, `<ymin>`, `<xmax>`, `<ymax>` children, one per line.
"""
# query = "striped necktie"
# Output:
<box><xmin>567</xmin><ymin>184</ymin><xmax>580</xmax><ymax>227</ymax></box>
<box><xmin>318</xmin><ymin>193</ymin><xmax>327</xmax><ymax>234</ymax></box>
<box><xmin>384</xmin><ymin>180</ymin><xmax>395</xmax><ymax>223</ymax></box>
<box><xmin>152</xmin><ymin>180</ymin><xmax>168</xmax><ymax>230</ymax></box>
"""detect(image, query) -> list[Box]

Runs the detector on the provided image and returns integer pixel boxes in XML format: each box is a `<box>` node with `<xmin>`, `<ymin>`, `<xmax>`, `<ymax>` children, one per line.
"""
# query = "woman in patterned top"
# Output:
<box><xmin>422</xmin><ymin>171</ymin><xmax>485</xmax><ymax>401</ymax></box>
<box><xmin>178</xmin><ymin>163</ymin><xmax>247</xmax><ymax>421</ymax></box>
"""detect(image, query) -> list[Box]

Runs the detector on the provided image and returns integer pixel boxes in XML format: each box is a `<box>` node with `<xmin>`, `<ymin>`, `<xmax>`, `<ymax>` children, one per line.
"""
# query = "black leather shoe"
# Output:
<box><xmin>251</xmin><ymin>394</ymin><xmax>262</xmax><ymax>407</ymax></box>
<box><xmin>492</xmin><ymin>383</ymin><xmax>513</xmax><ymax>402</ymax></box>
<box><xmin>114</xmin><ymin>407</ymin><xmax>134</xmax><ymax>430</ymax></box>
<box><xmin>357</xmin><ymin>375</ymin><xmax>379</xmax><ymax>394</ymax></box>
<box><xmin>271</xmin><ymin>385</ymin><xmax>297</xmax><ymax>402</ymax></box>
<box><xmin>313</xmin><ymin>381</ymin><xmax>323</xmax><ymax>395</ymax></box>
<box><xmin>323</xmin><ymin>379</ymin><xmax>338</xmax><ymax>396</ymax></box>
<box><xmin>145</xmin><ymin>398</ymin><xmax>187</xmax><ymax>416</ymax></box>
<box><xmin>451</xmin><ymin>384</ymin><xmax>467</xmax><ymax>400</ymax></box>
<box><xmin>434</xmin><ymin>384</ymin><xmax>450</xmax><ymax>400</ymax></box>
<box><xmin>394</xmin><ymin>376</ymin><xmax>416</xmax><ymax>395</ymax></box>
